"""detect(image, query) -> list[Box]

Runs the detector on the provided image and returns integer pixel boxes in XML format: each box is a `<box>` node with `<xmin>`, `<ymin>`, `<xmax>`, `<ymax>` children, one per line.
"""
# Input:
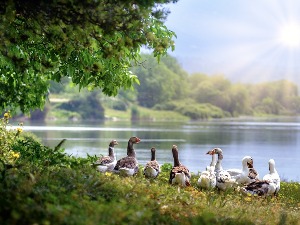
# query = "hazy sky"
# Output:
<box><xmin>165</xmin><ymin>0</ymin><xmax>300</xmax><ymax>85</ymax></box>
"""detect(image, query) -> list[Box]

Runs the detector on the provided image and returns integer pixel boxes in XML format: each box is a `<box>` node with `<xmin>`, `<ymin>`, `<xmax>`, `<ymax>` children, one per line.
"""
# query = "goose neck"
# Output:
<box><xmin>108</xmin><ymin>147</ymin><xmax>115</xmax><ymax>158</ymax></box>
<box><xmin>210</xmin><ymin>153</ymin><xmax>217</xmax><ymax>167</ymax></box>
<box><xmin>127</xmin><ymin>140</ymin><xmax>136</xmax><ymax>157</ymax></box>
<box><xmin>172</xmin><ymin>148</ymin><xmax>180</xmax><ymax>167</ymax></box>
<box><xmin>151</xmin><ymin>150</ymin><xmax>156</xmax><ymax>161</ymax></box>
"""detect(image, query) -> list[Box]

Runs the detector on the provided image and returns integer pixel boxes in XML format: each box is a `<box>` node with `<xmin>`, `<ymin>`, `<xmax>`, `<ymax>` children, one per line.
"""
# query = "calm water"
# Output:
<box><xmin>18</xmin><ymin>117</ymin><xmax>300</xmax><ymax>182</ymax></box>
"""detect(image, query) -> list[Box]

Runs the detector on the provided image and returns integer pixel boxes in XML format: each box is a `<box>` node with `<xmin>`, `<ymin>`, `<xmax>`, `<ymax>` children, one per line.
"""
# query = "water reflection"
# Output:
<box><xmin>17</xmin><ymin>118</ymin><xmax>300</xmax><ymax>182</ymax></box>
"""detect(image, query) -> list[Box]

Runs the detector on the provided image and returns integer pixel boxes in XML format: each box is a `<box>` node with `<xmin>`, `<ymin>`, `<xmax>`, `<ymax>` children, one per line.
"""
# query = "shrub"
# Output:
<box><xmin>0</xmin><ymin>112</ymin><xmax>22</xmax><ymax>167</ymax></box>
<box><xmin>154</xmin><ymin>100</ymin><xmax>227</xmax><ymax>119</ymax></box>
<box><xmin>57</xmin><ymin>92</ymin><xmax>104</xmax><ymax>120</ymax></box>
<box><xmin>110</xmin><ymin>99</ymin><xmax>128</xmax><ymax>111</ymax></box>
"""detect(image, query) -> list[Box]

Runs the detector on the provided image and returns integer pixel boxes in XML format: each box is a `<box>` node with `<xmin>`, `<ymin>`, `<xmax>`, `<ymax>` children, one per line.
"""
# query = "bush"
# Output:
<box><xmin>154</xmin><ymin>100</ymin><xmax>227</xmax><ymax>119</ymax></box>
<box><xmin>57</xmin><ymin>92</ymin><xmax>104</xmax><ymax>120</ymax></box>
<box><xmin>110</xmin><ymin>99</ymin><xmax>128</xmax><ymax>111</ymax></box>
<box><xmin>0</xmin><ymin>112</ymin><xmax>22</xmax><ymax>167</ymax></box>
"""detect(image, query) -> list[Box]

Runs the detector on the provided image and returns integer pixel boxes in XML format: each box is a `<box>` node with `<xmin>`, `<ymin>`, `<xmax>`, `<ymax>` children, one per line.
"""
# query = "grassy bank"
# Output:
<box><xmin>1</xmin><ymin>113</ymin><xmax>300</xmax><ymax>225</ymax></box>
<box><xmin>1</xmin><ymin>161</ymin><xmax>300</xmax><ymax>225</ymax></box>
<box><xmin>104</xmin><ymin>107</ymin><xmax>190</xmax><ymax>121</ymax></box>
<box><xmin>46</xmin><ymin>104</ymin><xmax>190</xmax><ymax>122</ymax></box>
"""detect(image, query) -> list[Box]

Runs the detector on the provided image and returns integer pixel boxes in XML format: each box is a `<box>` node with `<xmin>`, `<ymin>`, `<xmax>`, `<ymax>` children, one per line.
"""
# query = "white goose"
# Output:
<box><xmin>113</xmin><ymin>136</ymin><xmax>141</xmax><ymax>176</ymax></box>
<box><xmin>169</xmin><ymin>145</ymin><xmax>191</xmax><ymax>187</ymax></box>
<box><xmin>93</xmin><ymin>140</ymin><xmax>118</xmax><ymax>172</ymax></box>
<box><xmin>263</xmin><ymin>159</ymin><xmax>280</xmax><ymax>191</ymax></box>
<box><xmin>230</xmin><ymin>156</ymin><xmax>259</xmax><ymax>185</ymax></box>
<box><xmin>241</xmin><ymin>159</ymin><xmax>280</xmax><ymax>196</ymax></box>
<box><xmin>207</xmin><ymin>148</ymin><xmax>236</xmax><ymax>191</ymax></box>
<box><xmin>143</xmin><ymin>147</ymin><xmax>161</xmax><ymax>179</ymax></box>
<box><xmin>197</xmin><ymin>150</ymin><xmax>217</xmax><ymax>189</ymax></box>
<box><xmin>214</xmin><ymin>148</ymin><xmax>237</xmax><ymax>191</ymax></box>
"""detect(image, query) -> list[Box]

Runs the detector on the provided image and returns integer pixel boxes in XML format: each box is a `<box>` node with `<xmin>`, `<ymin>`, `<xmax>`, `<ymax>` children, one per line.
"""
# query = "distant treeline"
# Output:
<box><xmin>45</xmin><ymin>54</ymin><xmax>300</xmax><ymax>120</ymax></box>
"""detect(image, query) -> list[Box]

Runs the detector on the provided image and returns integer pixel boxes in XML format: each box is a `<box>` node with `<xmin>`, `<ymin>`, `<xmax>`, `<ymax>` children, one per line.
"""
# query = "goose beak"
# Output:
<box><xmin>136</xmin><ymin>137</ymin><xmax>141</xmax><ymax>143</ymax></box>
<box><xmin>206</xmin><ymin>150</ymin><xmax>214</xmax><ymax>155</ymax></box>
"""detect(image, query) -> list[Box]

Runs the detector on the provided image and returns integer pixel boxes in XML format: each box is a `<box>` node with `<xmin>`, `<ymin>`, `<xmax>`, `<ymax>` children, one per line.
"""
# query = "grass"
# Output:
<box><xmin>105</xmin><ymin>106</ymin><xmax>189</xmax><ymax>121</ymax></box>
<box><xmin>1</xmin><ymin>161</ymin><xmax>300</xmax><ymax>225</ymax></box>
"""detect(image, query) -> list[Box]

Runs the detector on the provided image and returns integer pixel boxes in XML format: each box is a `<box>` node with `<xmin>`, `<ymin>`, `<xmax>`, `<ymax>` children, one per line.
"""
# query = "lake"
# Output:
<box><xmin>19</xmin><ymin>117</ymin><xmax>300</xmax><ymax>182</ymax></box>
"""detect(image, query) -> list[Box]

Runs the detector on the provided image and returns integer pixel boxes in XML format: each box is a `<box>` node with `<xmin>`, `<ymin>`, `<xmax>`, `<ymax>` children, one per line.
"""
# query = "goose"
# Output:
<box><xmin>92</xmin><ymin>140</ymin><xmax>118</xmax><ymax>172</ymax></box>
<box><xmin>241</xmin><ymin>159</ymin><xmax>280</xmax><ymax>196</ymax></box>
<box><xmin>207</xmin><ymin>148</ymin><xmax>236</xmax><ymax>191</ymax></box>
<box><xmin>113</xmin><ymin>136</ymin><xmax>141</xmax><ymax>176</ymax></box>
<box><xmin>143</xmin><ymin>147</ymin><xmax>161</xmax><ymax>178</ymax></box>
<box><xmin>263</xmin><ymin>159</ymin><xmax>280</xmax><ymax>190</ymax></box>
<box><xmin>169</xmin><ymin>145</ymin><xmax>191</xmax><ymax>187</ymax></box>
<box><xmin>197</xmin><ymin>150</ymin><xmax>217</xmax><ymax>189</ymax></box>
<box><xmin>231</xmin><ymin>156</ymin><xmax>259</xmax><ymax>185</ymax></box>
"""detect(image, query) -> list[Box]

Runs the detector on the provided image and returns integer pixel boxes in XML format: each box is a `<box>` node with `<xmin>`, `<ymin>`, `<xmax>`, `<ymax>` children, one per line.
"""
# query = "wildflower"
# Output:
<box><xmin>105</xmin><ymin>172</ymin><xmax>112</xmax><ymax>177</ymax></box>
<box><xmin>13</xmin><ymin>152</ymin><xmax>20</xmax><ymax>159</ymax></box>
<box><xmin>244</xmin><ymin>196</ymin><xmax>252</xmax><ymax>202</ymax></box>
<box><xmin>4</xmin><ymin>112</ymin><xmax>10</xmax><ymax>119</ymax></box>
<box><xmin>16</xmin><ymin>127</ymin><xmax>23</xmax><ymax>133</ymax></box>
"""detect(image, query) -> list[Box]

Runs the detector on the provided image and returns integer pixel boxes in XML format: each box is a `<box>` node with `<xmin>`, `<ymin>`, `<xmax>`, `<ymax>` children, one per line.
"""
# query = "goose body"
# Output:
<box><xmin>233</xmin><ymin>156</ymin><xmax>259</xmax><ymax>185</ymax></box>
<box><xmin>242</xmin><ymin>159</ymin><xmax>280</xmax><ymax>196</ymax></box>
<box><xmin>198</xmin><ymin>150</ymin><xmax>217</xmax><ymax>189</ymax></box>
<box><xmin>241</xmin><ymin>180</ymin><xmax>277</xmax><ymax>196</ymax></box>
<box><xmin>93</xmin><ymin>140</ymin><xmax>118</xmax><ymax>172</ymax></box>
<box><xmin>169</xmin><ymin>145</ymin><xmax>191</xmax><ymax>187</ymax></box>
<box><xmin>207</xmin><ymin>148</ymin><xmax>236</xmax><ymax>190</ymax></box>
<box><xmin>143</xmin><ymin>147</ymin><xmax>161</xmax><ymax>178</ymax></box>
<box><xmin>263</xmin><ymin>159</ymin><xmax>280</xmax><ymax>192</ymax></box>
<box><xmin>113</xmin><ymin>137</ymin><xmax>140</xmax><ymax>176</ymax></box>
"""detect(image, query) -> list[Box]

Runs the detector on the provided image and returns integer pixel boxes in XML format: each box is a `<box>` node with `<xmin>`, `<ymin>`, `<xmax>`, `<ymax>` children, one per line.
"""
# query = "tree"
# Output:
<box><xmin>0</xmin><ymin>0</ymin><xmax>178</xmax><ymax>113</ymax></box>
<box><xmin>132</xmin><ymin>54</ymin><xmax>188</xmax><ymax>108</ymax></box>
<box><xmin>58</xmin><ymin>92</ymin><xmax>104</xmax><ymax>120</ymax></box>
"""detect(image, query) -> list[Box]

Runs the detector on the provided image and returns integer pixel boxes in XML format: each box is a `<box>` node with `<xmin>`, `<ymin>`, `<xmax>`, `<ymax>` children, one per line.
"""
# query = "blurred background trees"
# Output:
<box><xmin>30</xmin><ymin>54</ymin><xmax>300</xmax><ymax>121</ymax></box>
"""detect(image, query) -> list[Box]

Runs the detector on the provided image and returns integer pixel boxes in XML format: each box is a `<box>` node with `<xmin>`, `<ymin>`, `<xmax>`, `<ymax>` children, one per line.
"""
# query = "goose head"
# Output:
<box><xmin>242</xmin><ymin>156</ymin><xmax>253</xmax><ymax>168</ymax></box>
<box><xmin>129</xmin><ymin>136</ymin><xmax>141</xmax><ymax>144</ymax></box>
<box><xmin>207</xmin><ymin>148</ymin><xmax>223</xmax><ymax>160</ymax></box>
<box><xmin>109</xmin><ymin>140</ymin><xmax>119</xmax><ymax>147</ymax></box>
<box><xmin>268</xmin><ymin>159</ymin><xmax>276</xmax><ymax>173</ymax></box>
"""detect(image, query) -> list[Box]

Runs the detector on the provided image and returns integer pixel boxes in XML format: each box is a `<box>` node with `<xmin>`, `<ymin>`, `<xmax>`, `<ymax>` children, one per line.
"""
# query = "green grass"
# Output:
<box><xmin>1</xmin><ymin>161</ymin><xmax>299</xmax><ymax>225</ymax></box>
<box><xmin>105</xmin><ymin>106</ymin><xmax>189</xmax><ymax>121</ymax></box>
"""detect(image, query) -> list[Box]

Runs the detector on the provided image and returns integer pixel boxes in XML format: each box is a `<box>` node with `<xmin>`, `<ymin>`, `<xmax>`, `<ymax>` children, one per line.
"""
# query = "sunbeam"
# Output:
<box><xmin>277</xmin><ymin>22</ymin><xmax>300</xmax><ymax>48</ymax></box>
<box><xmin>165</xmin><ymin>0</ymin><xmax>300</xmax><ymax>86</ymax></box>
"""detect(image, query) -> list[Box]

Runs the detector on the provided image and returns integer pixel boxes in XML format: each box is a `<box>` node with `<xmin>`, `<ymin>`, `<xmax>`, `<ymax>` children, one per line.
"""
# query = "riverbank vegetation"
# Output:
<box><xmin>0</xmin><ymin>114</ymin><xmax>299</xmax><ymax>224</ymax></box>
<box><xmin>22</xmin><ymin>54</ymin><xmax>300</xmax><ymax>121</ymax></box>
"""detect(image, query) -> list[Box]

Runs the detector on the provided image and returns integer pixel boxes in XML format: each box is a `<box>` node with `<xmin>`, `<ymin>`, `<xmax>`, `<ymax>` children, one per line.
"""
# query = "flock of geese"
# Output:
<box><xmin>92</xmin><ymin>136</ymin><xmax>281</xmax><ymax>197</ymax></box>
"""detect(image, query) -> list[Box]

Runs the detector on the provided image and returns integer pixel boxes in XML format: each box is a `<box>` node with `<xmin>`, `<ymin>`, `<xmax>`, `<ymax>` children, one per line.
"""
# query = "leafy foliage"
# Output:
<box><xmin>0</xmin><ymin>0</ymin><xmax>178</xmax><ymax>113</ymax></box>
<box><xmin>57</xmin><ymin>92</ymin><xmax>105</xmax><ymax>120</ymax></box>
<box><xmin>132</xmin><ymin>54</ymin><xmax>188</xmax><ymax>107</ymax></box>
<box><xmin>0</xmin><ymin>112</ymin><xmax>22</xmax><ymax>167</ymax></box>
<box><xmin>188</xmin><ymin>73</ymin><xmax>300</xmax><ymax>117</ymax></box>
<box><xmin>154</xmin><ymin>100</ymin><xmax>228</xmax><ymax>119</ymax></box>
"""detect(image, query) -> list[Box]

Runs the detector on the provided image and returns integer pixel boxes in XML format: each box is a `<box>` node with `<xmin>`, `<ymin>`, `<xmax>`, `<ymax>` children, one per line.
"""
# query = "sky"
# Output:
<box><xmin>164</xmin><ymin>0</ymin><xmax>300</xmax><ymax>85</ymax></box>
